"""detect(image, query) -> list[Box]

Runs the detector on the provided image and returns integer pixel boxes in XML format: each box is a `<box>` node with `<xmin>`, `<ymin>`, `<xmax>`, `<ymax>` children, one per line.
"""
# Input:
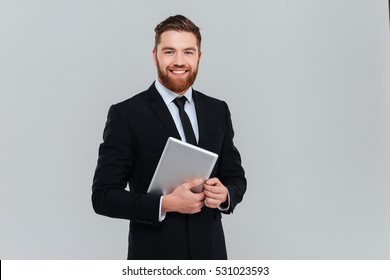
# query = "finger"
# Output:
<box><xmin>203</xmin><ymin>184</ymin><xmax>223</xmax><ymax>194</ymax></box>
<box><xmin>205</xmin><ymin>177</ymin><xmax>220</xmax><ymax>186</ymax></box>
<box><xmin>192</xmin><ymin>201</ymin><xmax>205</xmax><ymax>213</ymax></box>
<box><xmin>204</xmin><ymin>189</ymin><xmax>221</xmax><ymax>199</ymax></box>
<box><xmin>187</xmin><ymin>178</ymin><xmax>204</xmax><ymax>188</ymax></box>
<box><xmin>205</xmin><ymin>197</ymin><xmax>219</xmax><ymax>208</ymax></box>
<box><xmin>194</xmin><ymin>192</ymin><xmax>206</xmax><ymax>201</ymax></box>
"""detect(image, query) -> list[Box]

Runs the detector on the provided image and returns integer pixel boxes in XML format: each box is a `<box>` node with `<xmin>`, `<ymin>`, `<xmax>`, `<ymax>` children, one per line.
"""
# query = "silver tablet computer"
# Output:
<box><xmin>147</xmin><ymin>137</ymin><xmax>218</xmax><ymax>194</ymax></box>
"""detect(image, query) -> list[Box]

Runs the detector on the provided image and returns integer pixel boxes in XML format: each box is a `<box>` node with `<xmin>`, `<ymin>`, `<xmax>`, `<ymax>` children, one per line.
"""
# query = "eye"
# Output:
<box><xmin>184</xmin><ymin>51</ymin><xmax>194</xmax><ymax>56</ymax></box>
<box><xmin>164</xmin><ymin>51</ymin><xmax>174</xmax><ymax>55</ymax></box>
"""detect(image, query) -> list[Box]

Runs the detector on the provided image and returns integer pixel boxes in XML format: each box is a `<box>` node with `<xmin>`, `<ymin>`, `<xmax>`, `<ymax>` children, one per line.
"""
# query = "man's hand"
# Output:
<box><xmin>203</xmin><ymin>178</ymin><xmax>228</xmax><ymax>209</ymax></box>
<box><xmin>162</xmin><ymin>179</ymin><xmax>205</xmax><ymax>214</ymax></box>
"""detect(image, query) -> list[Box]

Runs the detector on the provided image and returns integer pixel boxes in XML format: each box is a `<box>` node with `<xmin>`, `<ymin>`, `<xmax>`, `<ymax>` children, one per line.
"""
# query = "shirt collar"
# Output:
<box><xmin>154</xmin><ymin>79</ymin><xmax>193</xmax><ymax>105</ymax></box>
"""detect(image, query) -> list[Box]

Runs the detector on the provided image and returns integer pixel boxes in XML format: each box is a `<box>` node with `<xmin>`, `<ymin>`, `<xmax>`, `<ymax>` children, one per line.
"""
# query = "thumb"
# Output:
<box><xmin>187</xmin><ymin>178</ymin><xmax>204</xmax><ymax>188</ymax></box>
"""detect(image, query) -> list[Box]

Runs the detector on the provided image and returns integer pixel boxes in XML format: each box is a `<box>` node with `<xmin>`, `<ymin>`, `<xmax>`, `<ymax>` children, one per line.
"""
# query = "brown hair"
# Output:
<box><xmin>154</xmin><ymin>15</ymin><xmax>201</xmax><ymax>51</ymax></box>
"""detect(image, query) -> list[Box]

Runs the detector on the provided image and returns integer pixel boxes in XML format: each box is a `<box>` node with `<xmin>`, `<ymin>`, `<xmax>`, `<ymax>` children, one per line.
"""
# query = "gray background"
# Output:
<box><xmin>1</xmin><ymin>0</ymin><xmax>389</xmax><ymax>259</ymax></box>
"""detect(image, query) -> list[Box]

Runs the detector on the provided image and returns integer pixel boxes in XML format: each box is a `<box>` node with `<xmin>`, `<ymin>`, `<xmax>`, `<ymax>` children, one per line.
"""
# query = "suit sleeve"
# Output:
<box><xmin>218</xmin><ymin>102</ymin><xmax>247</xmax><ymax>214</ymax></box>
<box><xmin>91</xmin><ymin>104</ymin><xmax>161</xmax><ymax>224</ymax></box>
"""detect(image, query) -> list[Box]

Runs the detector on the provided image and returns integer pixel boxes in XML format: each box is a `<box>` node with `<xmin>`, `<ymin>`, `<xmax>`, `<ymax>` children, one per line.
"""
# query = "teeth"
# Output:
<box><xmin>172</xmin><ymin>70</ymin><xmax>186</xmax><ymax>74</ymax></box>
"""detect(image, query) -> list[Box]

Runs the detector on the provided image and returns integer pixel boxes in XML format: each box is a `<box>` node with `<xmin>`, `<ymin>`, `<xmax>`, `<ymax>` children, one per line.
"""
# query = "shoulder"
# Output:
<box><xmin>109</xmin><ymin>84</ymin><xmax>157</xmax><ymax>113</ymax></box>
<box><xmin>114</xmin><ymin>89</ymin><xmax>149</xmax><ymax>109</ymax></box>
<box><xmin>193</xmin><ymin>89</ymin><xmax>223</xmax><ymax>103</ymax></box>
<box><xmin>193</xmin><ymin>89</ymin><xmax>229</xmax><ymax>111</ymax></box>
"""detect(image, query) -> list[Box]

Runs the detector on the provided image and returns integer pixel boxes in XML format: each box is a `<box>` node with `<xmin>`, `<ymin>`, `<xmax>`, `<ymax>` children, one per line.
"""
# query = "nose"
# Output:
<box><xmin>173</xmin><ymin>52</ymin><xmax>185</xmax><ymax>66</ymax></box>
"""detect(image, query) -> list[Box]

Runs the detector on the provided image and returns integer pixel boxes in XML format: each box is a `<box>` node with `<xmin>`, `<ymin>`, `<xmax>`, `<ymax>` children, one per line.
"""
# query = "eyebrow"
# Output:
<box><xmin>161</xmin><ymin>46</ymin><xmax>198</xmax><ymax>52</ymax></box>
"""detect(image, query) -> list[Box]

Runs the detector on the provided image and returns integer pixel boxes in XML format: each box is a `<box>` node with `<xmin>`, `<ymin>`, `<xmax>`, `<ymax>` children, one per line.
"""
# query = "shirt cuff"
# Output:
<box><xmin>218</xmin><ymin>187</ymin><xmax>230</xmax><ymax>212</ymax></box>
<box><xmin>158</xmin><ymin>196</ymin><xmax>166</xmax><ymax>222</ymax></box>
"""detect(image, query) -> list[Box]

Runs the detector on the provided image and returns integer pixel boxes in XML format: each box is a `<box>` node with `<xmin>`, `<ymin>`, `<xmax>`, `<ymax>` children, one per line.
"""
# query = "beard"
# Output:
<box><xmin>156</xmin><ymin>59</ymin><xmax>199</xmax><ymax>94</ymax></box>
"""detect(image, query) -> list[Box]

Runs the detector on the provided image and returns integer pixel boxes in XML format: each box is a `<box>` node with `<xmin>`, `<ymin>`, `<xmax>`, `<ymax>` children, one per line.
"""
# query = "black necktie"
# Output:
<box><xmin>173</xmin><ymin>97</ymin><xmax>197</xmax><ymax>145</ymax></box>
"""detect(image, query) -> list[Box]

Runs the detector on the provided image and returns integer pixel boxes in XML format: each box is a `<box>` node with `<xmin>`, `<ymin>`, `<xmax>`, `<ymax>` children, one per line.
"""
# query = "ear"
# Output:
<box><xmin>152</xmin><ymin>49</ymin><xmax>157</xmax><ymax>67</ymax></box>
<box><xmin>198</xmin><ymin>51</ymin><xmax>202</xmax><ymax>61</ymax></box>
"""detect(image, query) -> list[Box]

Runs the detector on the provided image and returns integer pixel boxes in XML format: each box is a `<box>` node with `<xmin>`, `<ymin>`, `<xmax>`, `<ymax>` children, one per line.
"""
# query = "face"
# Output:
<box><xmin>153</xmin><ymin>30</ymin><xmax>202</xmax><ymax>95</ymax></box>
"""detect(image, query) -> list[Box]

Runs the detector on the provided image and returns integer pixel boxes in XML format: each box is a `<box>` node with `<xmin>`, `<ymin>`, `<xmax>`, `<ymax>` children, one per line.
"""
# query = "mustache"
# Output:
<box><xmin>167</xmin><ymin>65</ymin><xmax>191</xmax><ymax>70</ymax></box>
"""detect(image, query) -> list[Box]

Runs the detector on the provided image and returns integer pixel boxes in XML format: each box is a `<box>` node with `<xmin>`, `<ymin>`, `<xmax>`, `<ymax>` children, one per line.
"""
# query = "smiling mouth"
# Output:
<box><xmin>169</xmin><ymin>69</ymin><xmax>189</xmax><ymax>76</ymax></box>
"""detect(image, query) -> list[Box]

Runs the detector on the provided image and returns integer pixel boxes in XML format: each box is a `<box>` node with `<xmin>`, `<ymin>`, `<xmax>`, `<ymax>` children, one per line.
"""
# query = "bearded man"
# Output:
<box><xmin>92</xmin><ymin>15</ymin><xmax>246</xmax><ymax>260</ymax></box>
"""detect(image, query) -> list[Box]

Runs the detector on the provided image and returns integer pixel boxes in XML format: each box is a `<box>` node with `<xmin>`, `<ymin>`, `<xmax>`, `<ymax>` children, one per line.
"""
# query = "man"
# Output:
<box><xmin>92</xmin><ymin>15</ymin><xmax>246</xmax><ymax>260</ymax></box>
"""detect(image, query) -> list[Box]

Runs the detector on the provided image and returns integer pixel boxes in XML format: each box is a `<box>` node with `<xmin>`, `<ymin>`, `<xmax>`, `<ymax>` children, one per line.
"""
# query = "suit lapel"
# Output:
<box><xmin>193</xmin><ymin>90</ymin><xmax>208</xmax><ymax>149</ymax></box>
<box><xmin>147</xmin><ymin>83</ymin><xmax>181</xmax><ymax>139</ymax></box>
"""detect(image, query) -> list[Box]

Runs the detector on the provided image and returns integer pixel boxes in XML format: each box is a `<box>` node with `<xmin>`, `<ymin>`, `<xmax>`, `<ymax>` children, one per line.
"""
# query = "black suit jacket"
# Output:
<box><xmin>92</xmin><ymin>83</ymin><xmax>246</xmax><ymax>259</ymax></box>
